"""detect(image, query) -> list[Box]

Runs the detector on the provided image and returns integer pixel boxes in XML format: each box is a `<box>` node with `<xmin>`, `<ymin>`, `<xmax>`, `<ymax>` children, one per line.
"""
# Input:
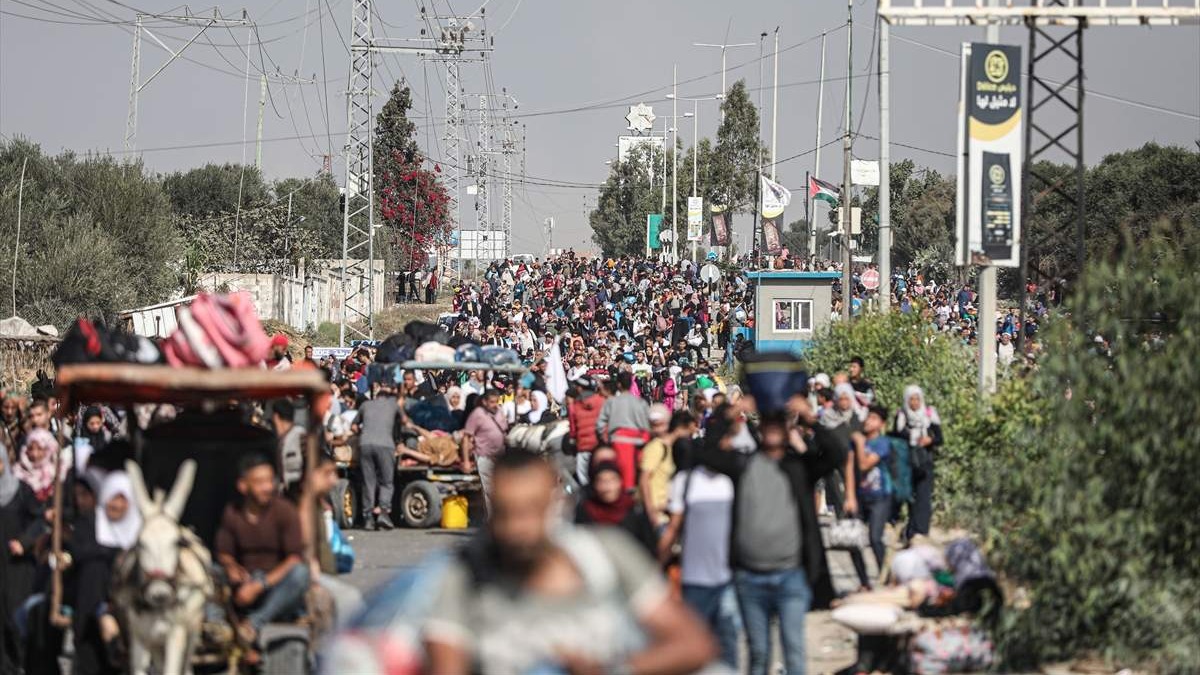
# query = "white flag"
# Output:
<box><xmin>761</xmin><ymin>175</ymin><xmax>792</xmax><ymax>218</ymax></box>
<box><xmin>546</xmin><ymin>337</ymin><xmax>568</xmax><ymax>404</ymax></box>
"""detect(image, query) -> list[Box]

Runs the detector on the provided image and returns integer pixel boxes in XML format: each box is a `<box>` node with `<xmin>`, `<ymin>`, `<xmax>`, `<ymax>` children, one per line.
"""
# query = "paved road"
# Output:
<box><xmin>340</xmin><ymin>527</ymin><xmax>472</xmax><ymax>593</ymax></box>
<box><xmin>337</xmin><ymin>526</ymin><xmax>862</xmax><ymax>674</ymax></box>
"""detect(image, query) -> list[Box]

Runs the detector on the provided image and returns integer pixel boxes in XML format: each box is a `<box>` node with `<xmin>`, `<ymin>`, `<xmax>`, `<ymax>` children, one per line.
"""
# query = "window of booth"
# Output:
<box><xmin>772</xmin><ymin>299</ymin><xmax>813</xmax><ymax>333</ymax></box>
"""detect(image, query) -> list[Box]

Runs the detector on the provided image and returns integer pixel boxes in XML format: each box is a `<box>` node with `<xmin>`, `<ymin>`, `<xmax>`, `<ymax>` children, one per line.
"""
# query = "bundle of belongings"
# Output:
<box><xmin>53</xmin><ymin>318</ymin><xmax>163</xmax><ymax>366</ymax></box>
<box><xmin>160</xmin><ymin>293</ymin><xmax>270</xmax><ymax>368</ymax></box>
<box><xmin>831</xmin><ymin>536</ymin><xmax>1002</xmax><ymax>675</ymax></box>
<box><xmin>364</xmin><ymin>320</ymin><xmax>521</xmax><ymax>389</ymax></box>
<box><xmin>363</xmin><ymin>320</ymin><xmax>524</xmax><ymax>472</ymax></box>
<box><xmin>52</xmin><ymin>292</ymin><xmax>273</xmax><ymax>370</ymax></box>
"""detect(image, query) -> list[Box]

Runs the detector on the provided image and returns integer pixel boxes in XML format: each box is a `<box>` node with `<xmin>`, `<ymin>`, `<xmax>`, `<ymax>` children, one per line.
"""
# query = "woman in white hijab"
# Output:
<box><xmin>894</xmin><ymin>384</ymin><xmax>943</xmax><ymax>539</ymax></box>
<box><xmin>96</xmin><ymin>471</ymin><xmax>141</xmax><ymax>550</ymax></box>
<box><xmin>819</xmin><ymin>382</ymin><xmax>873</xmax><ymax>589</ymax></box>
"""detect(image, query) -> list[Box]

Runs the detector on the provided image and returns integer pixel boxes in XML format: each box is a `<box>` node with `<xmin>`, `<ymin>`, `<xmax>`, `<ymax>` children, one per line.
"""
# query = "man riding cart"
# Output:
<box><xmin>49</xmin><ymin>364</ymin><xmax>342</xmax><ymax>674</ymax></box>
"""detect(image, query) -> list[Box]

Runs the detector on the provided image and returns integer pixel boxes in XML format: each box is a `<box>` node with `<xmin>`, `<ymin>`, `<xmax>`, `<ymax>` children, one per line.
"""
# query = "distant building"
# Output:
<box><xmin>445</xmin><ymin>230</ymin><xmax>509</xmax><ymax>263</ymax></box>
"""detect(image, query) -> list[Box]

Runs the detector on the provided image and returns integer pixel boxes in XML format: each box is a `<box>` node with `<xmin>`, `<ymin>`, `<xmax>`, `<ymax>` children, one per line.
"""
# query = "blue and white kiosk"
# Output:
<box><xmin>744</xmin><ymin>271</ymin><xmax>840</xmax><ymax>355</ymax></box>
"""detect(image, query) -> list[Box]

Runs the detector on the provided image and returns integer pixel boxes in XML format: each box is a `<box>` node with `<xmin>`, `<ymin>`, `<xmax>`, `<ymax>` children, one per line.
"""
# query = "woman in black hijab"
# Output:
<box><xmin>0</xmin><ymin>443</ymin><xmax>46</xmax><ymax>674</ymax></box>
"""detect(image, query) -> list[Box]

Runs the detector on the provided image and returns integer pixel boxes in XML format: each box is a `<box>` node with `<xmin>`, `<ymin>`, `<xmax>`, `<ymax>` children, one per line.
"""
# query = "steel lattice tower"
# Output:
<box><xmin>339</xmin><ymin>4</ymin><xmax>489</xmax><ymax>342</ymax></box>
<box><xmin>475</xmin><ymin>94</ymin><xmax>491</xmax><ymax>264</ymax></box>
<box><xmin>441</xmin><ymin>30</ymin><xmax>464</xmax><ymax>275</ymax></box>
<box><xmin>124</xmin><ymin>18</ymin><xmax>141</xmax><ymax>152</ymax></box>
<box><xmin>340</xmin><ymin>0</ymin><xmax>376</xmax><ymax>344</ymax></box>
<box><xmin>501</xmin><ymin>121</ymin><xmax>515</xmax><ymax>260</ymax></box>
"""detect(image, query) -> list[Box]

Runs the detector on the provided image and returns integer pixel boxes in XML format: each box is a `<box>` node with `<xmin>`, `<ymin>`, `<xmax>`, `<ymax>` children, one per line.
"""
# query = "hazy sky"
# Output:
<box><xmin>2</xmin><ymin>0</ymin><xmax>1198</xmax><ymax>256</ymax></box>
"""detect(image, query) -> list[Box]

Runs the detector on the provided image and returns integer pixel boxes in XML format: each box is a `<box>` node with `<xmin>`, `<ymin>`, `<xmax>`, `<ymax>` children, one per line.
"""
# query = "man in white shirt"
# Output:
<box><xmin>657</xmin><ymin>452</ymin><xmax>739</xmax><ymax>670</ymax></box>
<box><xmin>997</xmin><ymin>332</ymin><xmax>1016</xmax><ymax>367</ymax></box>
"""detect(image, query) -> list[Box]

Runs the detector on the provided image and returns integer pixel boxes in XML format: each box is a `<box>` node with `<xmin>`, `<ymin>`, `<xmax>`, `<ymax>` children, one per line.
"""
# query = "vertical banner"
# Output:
<box><xmin>761</xmin><ymin>175</ymin><xmax>791</xmax><ymax>255</ymax></box>
<box><xmin>762</xmin><ymin>215</ymin><xmax>783</xmax><ymax>255</ymax></box>
<box><xmin>687</xmin><ymin>197</ymin><xmax>704</xmax><ymax>242</ymax></box>
<box><xmin>647</xmin><ymin>214</ymin><xmax>664</xmax><ymax>250</ymax></box>
<box><xmin>710</xmin><ymin>204</ymin><xmax>730</xmax><ymax>247</ymax></box>
<box><xmin>956</xmin><ymin>42</ymin><xmax>1022</xmax><ymax>267</ymax></box>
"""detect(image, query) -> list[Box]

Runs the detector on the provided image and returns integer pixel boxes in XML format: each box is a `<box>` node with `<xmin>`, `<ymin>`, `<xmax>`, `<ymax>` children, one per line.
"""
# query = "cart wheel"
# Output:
<box><xmin>331</xmin><ymin>478</ymin><xmax>357</xmax><ymax>530</ymax></box>
<box><xmin>400</xmin><ymin>480</ymin><xmax>443</xmax><ymax>529</ymax></box>
<box><xmin>263</xmin><ymin>636</ymin><xmax>309</xmax><ymax>675</ymax></box>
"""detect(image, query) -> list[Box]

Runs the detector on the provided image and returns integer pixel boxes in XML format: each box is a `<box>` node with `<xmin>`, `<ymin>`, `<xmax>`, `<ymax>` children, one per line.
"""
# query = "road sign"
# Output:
<box><xmin>699</xmin><ymin>264</ymin><xmax>721</xmax><ymax>284</ymax></box>
<box><xmin>861</xmin><ymin>268</ymin><xmax>880</xmax><ymax>290</ymax></box>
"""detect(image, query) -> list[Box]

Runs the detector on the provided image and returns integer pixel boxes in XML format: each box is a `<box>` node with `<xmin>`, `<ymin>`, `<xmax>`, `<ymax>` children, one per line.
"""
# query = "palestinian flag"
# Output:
<box><xmin>809</xmin><ymin>175</ymin><xmax>840</xmax><ymax>207</ymax></box>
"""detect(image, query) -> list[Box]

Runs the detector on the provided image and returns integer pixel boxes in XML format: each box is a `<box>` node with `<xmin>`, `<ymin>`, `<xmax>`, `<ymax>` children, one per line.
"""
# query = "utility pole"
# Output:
<box><xmin>671</xmin><ymin>64</ymin><xmax>679</xmax><ymax>265</ymax></box>
<box><xmin>979</xmin><ymin>2</ymin><xmax>1001</xmax><ymax>392</ymax></box>
<box><xmin>660</xmin><ymin>115</ymin><xmax>668</xmax><ymax>259</ymax></box>
<box><xmin>501</xmin><ymin>120</ymin><xmax>515</xmax><ymax>260</ymax></box>
<box><xmin>841</xmin><ymin>0</ymin><xmax>854</xmax><ymax>321</ymax></box>
<box><xmin>756</xmin><ymin>31</ymin><xmax>767</xmax><ymax>259</ymax></box>
<box><xmin>124</xmin><ymin>10</ymin><xmax>250</xmax><ymax>153</ymax></box>
<box><xmin>340</xmin><ymin>0</ymin><xmax>376</xmax><ymax>345</ymax></box>
<box><xmin>811</xmin><ymin>32</ymin><xmax>827</xmax><ymax>261</ymax></box>
<box><xmin>878</xmin><ymin>16</ymin><xmax>892</xmax><ymax>312</ymax></box>
<box><xmin>694</xmin><ymin>30</ymin><xmax>755</xmax><ymax>115</ymax></box>
<box><xmin>469</xmin><ymin>90</ymin><xmax>518</xmax><ymax>262</ymax></box>
<box><xmin>476</xmin><ymin>94</ymin><xmax>491</xmax><ymax>264</ymax></box>
<box><xmin>692</xmin><ymin>99</ymin><xmax>699</xmax><ymax>264</ymax></box>
<box><xmin>256</xmin><ymin>74</ymin><xmax>266</xmax><ymax>168</ymax></box>
<box><xmin>12</xmin><ymin>156</ymin><xmax>28</xmax><ymax>317</ymax></box>
<box><xmin>124</xmin><ymin>16</ymin><xmax>141</xmax><ymax>152</ymax></box>
<box><xmin>770</xmin><ymin>27</ymin><xmax>780</xmax><ymax>181</ymax></box>
<box><xmin>256</xmin><ymin>71</ymin><xmax>315</xmax><ymax>170</ymax></box>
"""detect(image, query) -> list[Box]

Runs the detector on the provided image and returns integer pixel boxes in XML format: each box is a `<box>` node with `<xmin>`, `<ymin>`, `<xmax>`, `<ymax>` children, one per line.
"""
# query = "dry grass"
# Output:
<box><xmin>372</xmin><ymin>301</ymin><xmax>454</xmax><ymax>337</ymax></box>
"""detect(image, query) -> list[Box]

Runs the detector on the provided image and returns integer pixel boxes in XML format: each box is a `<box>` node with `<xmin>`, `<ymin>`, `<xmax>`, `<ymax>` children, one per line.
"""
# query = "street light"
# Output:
<box><xmin>694</xmin><ymin>37</ymin><xmax>756</xmax><ymax>120</ymax></box>
<box><xmin>665</xmin><ymin>92</ymin><xmax>722</xmax><ymax>263</ymax></box>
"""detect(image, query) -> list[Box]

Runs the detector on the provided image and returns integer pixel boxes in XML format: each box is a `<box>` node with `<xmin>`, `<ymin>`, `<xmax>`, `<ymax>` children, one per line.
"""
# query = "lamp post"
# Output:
<box><xmin>694</xmin><ymin>37</ymin><xmax>756</xmax><ymax>117</ymax></box>
<box><xmin>667</xmin><ymin>92</ymin><xmax>723</xmax><ymax>263</ymax></box>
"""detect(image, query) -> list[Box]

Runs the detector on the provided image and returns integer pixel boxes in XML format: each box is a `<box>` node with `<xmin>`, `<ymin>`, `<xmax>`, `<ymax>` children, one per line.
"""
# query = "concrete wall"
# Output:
<box><xmin>198</xmin><ymin>259</ymin><xmax>384</xmax><ymax>332</ymax></box>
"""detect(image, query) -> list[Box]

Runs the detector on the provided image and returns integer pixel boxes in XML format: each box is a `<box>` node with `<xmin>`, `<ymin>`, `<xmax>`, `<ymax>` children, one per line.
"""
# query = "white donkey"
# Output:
<box><xmin>114</xmin><ymin>460</ymin><xmax>214</xmax><ymax>675</ymax></box>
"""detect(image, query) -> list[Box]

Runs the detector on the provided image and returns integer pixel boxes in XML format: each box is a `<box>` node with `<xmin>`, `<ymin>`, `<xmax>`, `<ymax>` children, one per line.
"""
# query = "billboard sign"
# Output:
<box><xmin>618</xmin><ymin>135</ymin><xmax>665</xmax><ymax>163</ymax></box>
<box><xmin>956</xmin><ymin>42</ymin><xmax>1022</xmax><ymax>267</ymax></box>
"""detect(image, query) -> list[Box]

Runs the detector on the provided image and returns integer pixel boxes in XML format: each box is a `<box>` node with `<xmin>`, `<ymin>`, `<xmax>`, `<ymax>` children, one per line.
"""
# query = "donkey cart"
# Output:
<box><xmin>50</xmin><ymin>364</ymin><xmax>334</xmax><ymax>674</ymax></box>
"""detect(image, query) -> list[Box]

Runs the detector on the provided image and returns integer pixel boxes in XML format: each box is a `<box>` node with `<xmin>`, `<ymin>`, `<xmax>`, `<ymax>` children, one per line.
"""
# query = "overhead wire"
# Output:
<box><xmin>892</xmin><ymin>32</ymin><xmax>1200</xmax><ymax>122</ymax></box>
<box><xmin>506</xmin><ymin>24</ymin><xmax>843</xmax><ymax>122</ymax></box>
<box><xmin>288</xmin><ymin>0</ymin><xmax>324</xmax><ymax>162</ymax></box>
<box><xmin>317</xmin><ymin>0</ymin><xmax>336</xmax><ymax>159</ymax></box>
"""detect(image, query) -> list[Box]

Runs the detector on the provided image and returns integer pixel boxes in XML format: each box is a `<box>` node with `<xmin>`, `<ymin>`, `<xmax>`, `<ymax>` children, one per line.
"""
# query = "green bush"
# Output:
<box><xmin>803</xmin><ymin>310</ymin><xmax>979</xmax><ymax>514</ymax></box>
<box><xmin>314</xmin><ymin>322</ymin><xmax>341</xmax><ymax>347</ymax></box>
<box><xmin>805</xmin><ymin>224</ymin><xmax>1200</xmax><ymax>671</ymax></box>
<box><xmin>966</xmin><ymin>224</ymin><xmax>1200</xmax><ymax>672</ymax></box>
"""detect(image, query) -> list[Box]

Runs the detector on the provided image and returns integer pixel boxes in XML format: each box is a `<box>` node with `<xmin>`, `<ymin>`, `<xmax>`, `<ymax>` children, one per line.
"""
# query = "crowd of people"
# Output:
<box><xmin>0</xmin><ymin>250</ymin><xmax>1016</xmax><ymax>675</ymax></box>
<box><xmin>306</xmin><ymin>252</ymin><xmax>957</xmax><ymax>673</ymax></box>
<box><xmin>1</xmin><ymin>389</ymin><xmax>138</xmax><ymax>674</ymax></box>
<box><xmin>0</xmin><ymin>379</ymin><xmax>363</xmax><ymax>674</ymax></box>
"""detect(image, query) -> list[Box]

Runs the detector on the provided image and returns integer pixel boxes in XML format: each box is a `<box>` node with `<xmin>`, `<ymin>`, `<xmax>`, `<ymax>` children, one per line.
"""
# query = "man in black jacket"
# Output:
<box><xmin>697</xmin><ymin>357</ymin><xmax>844</xmax><ymax>675</ymax></box>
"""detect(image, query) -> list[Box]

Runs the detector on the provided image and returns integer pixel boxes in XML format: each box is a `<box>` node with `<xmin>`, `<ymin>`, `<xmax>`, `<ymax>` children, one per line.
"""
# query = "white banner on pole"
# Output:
<box><xmin>851</xmin><ymin>160</ymin><xmax>880</xmax><ymax>186</ymax></box>
<box><xmin>687</xmin><ymin>196</ymin><xmax>704</xmax><ymax>241</ymax></box>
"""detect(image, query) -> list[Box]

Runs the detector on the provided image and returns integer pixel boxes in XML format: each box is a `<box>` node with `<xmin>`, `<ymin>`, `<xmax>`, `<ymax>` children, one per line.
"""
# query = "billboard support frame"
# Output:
<box><xmin>1017</xmin><ymin>17</ymin><xmax>1085</xmax><ymax>356</ymax></box>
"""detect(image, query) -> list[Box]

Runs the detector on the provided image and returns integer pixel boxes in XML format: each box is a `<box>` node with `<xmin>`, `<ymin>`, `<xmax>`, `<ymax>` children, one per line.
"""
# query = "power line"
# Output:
<box><xmin>505</xmin><ymin>24</ymin><xmax>844</xmax><ymax>122</ymax></box>
<box><xmin>892</xmin><ymin>32</ymin><xmax>1200</xmax><ymax>122</ymax></box>
<box><xmin>316</xmin><ymin>0</ymin><xmax>335</xmax><ymax>159</ymax></box>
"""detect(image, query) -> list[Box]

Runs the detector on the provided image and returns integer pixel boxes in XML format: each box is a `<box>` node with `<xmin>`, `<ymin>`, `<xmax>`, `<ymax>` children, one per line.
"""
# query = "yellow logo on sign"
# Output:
<box><xmin>985</xmin><ymin>50</ymin><xmax>1009</xmax><ymax>83</ymax></box>
<box><xmin>989</xmin><ymin>164</ymin><xmax>1006</xmax><ymax>185</ymax></box>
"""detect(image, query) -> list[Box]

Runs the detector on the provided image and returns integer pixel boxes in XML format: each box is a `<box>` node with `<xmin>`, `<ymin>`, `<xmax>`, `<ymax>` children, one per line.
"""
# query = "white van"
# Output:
<box><xmin>511</xmin><ymin>253</ymin><xmax>537</xmax><ymax>265</ymax></box>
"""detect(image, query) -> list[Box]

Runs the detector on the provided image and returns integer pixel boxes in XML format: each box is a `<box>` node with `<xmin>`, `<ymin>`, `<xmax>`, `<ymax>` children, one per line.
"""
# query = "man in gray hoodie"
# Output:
<box><xmin>596</xmin><ymin>371</ymin><xmax>651</xmax><ymax>490</ymax></box>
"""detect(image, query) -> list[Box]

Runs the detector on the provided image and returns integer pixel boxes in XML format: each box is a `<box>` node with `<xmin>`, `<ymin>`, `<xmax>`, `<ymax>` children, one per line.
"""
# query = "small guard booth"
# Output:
<box><xmin>746</xmin><ymin>271</ymin><xmax>839</xmax><ymax>355</ymax></box>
